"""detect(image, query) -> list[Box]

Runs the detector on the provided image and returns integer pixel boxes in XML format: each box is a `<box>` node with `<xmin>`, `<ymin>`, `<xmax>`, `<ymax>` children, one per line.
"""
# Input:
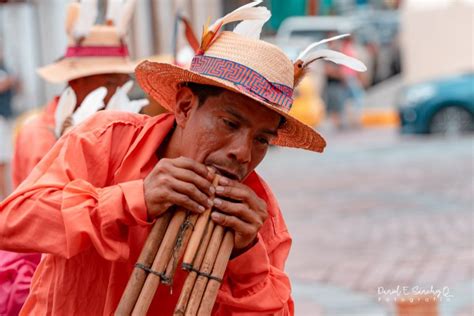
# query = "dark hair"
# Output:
<box><xmin>183</xmin><ymin>82</ymin><xmax>286</xmax><ymax>128</ymax></box>
<box><xmin>184</xmin><ymin>82</ymin><xmax>224</xmax><ymax>106</ymax></box>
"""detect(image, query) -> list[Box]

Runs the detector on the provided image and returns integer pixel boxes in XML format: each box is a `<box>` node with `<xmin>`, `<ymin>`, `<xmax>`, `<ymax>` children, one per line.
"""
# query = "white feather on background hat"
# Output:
<box><xmin>106</xmin><ymin>80</ymin><xmax>149</xmax><ymax>113</ymax></box>
<box><xmin>71</xmin><ymin>87</ymin><xmax>107</xmax><ymax>126</ymax></box>
<box><xmin>106</xmin><ymin>0</ymin><xmax>124</xmax><ymax>27</ymax></box>
<box><xmin>117</xmin><ymin>0</ymin><xmax>138</xmax><ymax>36</ymax></box>
<box><xmin>54</xmin><ymin>87</ymin><xmax>77</xmax><ymax>138</ymax></box>
<box><xmin>73</xmin><ymin>0</ymin><xmax>98</xmax><ymax>39</ymax></box>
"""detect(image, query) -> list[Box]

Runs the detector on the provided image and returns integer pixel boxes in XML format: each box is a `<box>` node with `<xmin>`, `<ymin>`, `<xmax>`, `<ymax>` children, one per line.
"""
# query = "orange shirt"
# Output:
<box><xmin>12</xmin><ymin>97</ymin><xmax>58</xmax><ymax>188</ymax></box>
<box><xmin>0</xmin><ymin>112</ymin><xmax>294</xmax><ymax>315</ymax></box>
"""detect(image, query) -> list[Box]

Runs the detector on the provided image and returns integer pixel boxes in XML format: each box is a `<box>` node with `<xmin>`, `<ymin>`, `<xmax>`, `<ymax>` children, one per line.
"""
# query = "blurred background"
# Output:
<box><xmin>0</xmin><ymin>0</ymin><xmax>473</xmax><ymax>315</ymax></box>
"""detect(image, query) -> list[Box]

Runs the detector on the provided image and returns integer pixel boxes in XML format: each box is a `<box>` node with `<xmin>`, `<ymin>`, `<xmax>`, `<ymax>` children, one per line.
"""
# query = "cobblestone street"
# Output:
<box><xmin>257</xmin><ymin>127</ymin><xmax>473</xmax><ymax>316</ymax></box>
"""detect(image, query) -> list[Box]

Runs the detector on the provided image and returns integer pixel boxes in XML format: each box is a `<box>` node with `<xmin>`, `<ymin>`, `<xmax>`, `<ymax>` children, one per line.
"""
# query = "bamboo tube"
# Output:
<box><xmin>132</xmin><ymin>209</ymin><xmax>187</xmax><ymax>315</ymax></box>
<box><xmin>185</xmin><ymin>225</ymin><xmax>225</xmax><ymax>316</ymax></box>
<box><xmin>174</xmin><ymin>220</ymin><xmax>216</xmax><ymax>315</ymax></box>
<box><xmin>183</xmin><ymin>176</ymin><xmax>220</xmax><ymax>268</ymax></box>
<box><xmin>115</xmin><ymin>211</ymin><xmax>172</xmax><ymax>316</ymax></box>
<box><xmin>162</xmin><ymin>212</ymin><xmax>199</xmax><ymax>285</ymax></box>
<box><xmin>197</xmin><ymin>231</ymin><xmax>234</xmax><ymax>316</ymax></box>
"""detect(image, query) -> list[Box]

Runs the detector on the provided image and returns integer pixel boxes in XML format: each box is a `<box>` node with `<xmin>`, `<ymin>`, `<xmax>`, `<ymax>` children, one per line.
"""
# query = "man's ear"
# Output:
<box><xmin>174</xmin><ymin>86</ymin><xmax>198</xmax><ymax>128</ymax></box>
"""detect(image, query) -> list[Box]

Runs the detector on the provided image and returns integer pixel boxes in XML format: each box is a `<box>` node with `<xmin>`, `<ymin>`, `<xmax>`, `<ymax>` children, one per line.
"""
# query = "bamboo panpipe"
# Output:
<box><xmin>132</xmin><ymin>209</ymin><xmax>187</xmax><ymax>315</ymax></box>
<box><xmin>197</xmin><ymin>230</ymin><xmax>234</xmax><ymax>315</ymax></box>
<box><xmin>185</xmin><ymin>225</ymin><xmax>225</xmax><ymax>316</ymax></box>
<box><xmin>183</xmin><ymin>176</ymin><xmax>220</xmax><ymax>269</ymax></box>
<box><xmin>162</xmin><ymin>212</ymin><xmax>199</xmax><ymax>285</ymax></box>
<box><xmin>174</xmin><ymin>220</ymin><xmax>215</xmax><ymax>315</ymax></box>
<box><xmin>115</xmin><ymin>211</ymin><xmax>172</xmax><ymax>316</ymax></box>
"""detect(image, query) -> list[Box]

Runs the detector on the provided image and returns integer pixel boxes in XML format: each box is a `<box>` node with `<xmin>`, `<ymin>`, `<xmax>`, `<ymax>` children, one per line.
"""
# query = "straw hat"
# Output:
<box><xmin>136</xmin><ymin>1</ymin><xmax>366</xmax><ymax>152</ymax></box>
<box><xmin>37</xmin><ymin>1</ymin><xmax>136</xmax><ymax>83</ymax></box>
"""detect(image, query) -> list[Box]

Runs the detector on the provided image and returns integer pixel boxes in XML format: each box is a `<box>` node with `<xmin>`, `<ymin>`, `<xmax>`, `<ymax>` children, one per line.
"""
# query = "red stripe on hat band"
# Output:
<box><xmin>65</xmin><ymin>45</ymin><xmax>129</xmax><ymax>58</ymax></box>
<box><xmin>190</xmin><ymin>55</ymin><xmax>293</xmax><ymax>111</ymax></box>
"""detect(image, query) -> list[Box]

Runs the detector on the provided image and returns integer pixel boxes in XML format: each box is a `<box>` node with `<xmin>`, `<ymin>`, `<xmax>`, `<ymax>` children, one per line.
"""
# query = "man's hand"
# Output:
<box><xmin>144</xmin><ymin>157</ymin><xmax>216</xmax><ymax>219</ymax></box>
<box><xmin>210</xmin><ymin>176</ymin><xmax>268</xmax><ymax>252</ymax></box>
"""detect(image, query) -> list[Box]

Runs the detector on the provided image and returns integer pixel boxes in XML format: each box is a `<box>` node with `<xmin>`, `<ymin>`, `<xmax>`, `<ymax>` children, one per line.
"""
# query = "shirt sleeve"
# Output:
<box><xmin>213</xmin><ymin>173</ymin><xmax>294</xmax><ymax>315</ymax></box>
<box><xmin>0</xmin><ymin>114</ymin><xmax>149</xmax><ymax>261</ymax></box>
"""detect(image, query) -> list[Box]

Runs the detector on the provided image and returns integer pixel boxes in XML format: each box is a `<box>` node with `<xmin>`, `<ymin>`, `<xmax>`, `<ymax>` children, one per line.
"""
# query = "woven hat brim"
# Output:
<box><xmin>135</xmin><ymin>60</ymin><xmax>326</xmax><ymax>153</ymax></box>
<box><xmin>37</xmin><ymin>57</ymin><xmax>137</xmax><ymax>83</ymax></box>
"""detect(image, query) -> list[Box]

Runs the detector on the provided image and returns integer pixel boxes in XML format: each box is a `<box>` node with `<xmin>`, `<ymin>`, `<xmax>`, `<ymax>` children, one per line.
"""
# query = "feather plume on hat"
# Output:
<box><xmin>179</xmin><ymin>15</ymin><xmax>200</xmax><ymax>53</ymax></box>
<box><xmin>65</xmin><ymin>2</ymin><xmax>81</xmax><ymax>36</ymax></box>
<box><xmin>71</xmin><ymin>87</ymin><xmax>107</xmax><ymax>126</ymax></box>
<box><xmin>106</xmin><ymin>80</ymin><xmax>149</xmax><ymax>113</ymax></box>
<box><xmin>54</xmin><ymin>87</ymin><xmax>77</xmax><ymax>138</ymax></box>
<box><xmin>72</xmin><ymin>0</ymin><xmax>98</xmax><ymax>40</ymax></box>
<box><xmin>105</xmin><ymin>0</ymin><xmax>123</xmax><ymax>26</ymax></box>
<box><xmin>199</xmin><ymin>0</ymin><xmax>270</xmax><ymax>53</ymax></box>
<box><xmin>293</xmin><ymin>34</ymin><xmax>367</xmax><ymax>87</ymax></box>
<box><xmin>116</xmin><ymin>0</ymin><xmax>138</xmax><ymax>36</ymax></box>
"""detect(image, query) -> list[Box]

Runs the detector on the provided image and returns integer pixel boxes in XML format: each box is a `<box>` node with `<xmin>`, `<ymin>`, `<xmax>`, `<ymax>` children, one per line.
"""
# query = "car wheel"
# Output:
<box><xmin>429</xmin><ymin>106</ymin><xmax>474</xmax><ymax>134</ymax></box>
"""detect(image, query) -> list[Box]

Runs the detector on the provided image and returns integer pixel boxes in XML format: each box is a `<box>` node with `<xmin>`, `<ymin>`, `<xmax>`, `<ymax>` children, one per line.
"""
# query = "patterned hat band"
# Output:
<box><xmin>190</xmin><ymin>55</ymin><xmax>294</xmax><ymax>111</ymax></box>
<box><xmin>65</xmin><ymin>45</ymin><xmax>130</xmax><ymax>58</ymax></box>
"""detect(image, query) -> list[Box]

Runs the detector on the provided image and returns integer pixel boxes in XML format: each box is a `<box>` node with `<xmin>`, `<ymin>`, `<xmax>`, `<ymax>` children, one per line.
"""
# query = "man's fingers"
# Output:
<box><xmin>211</xmin><ymin>211</ymin><xmax>250</xmax><ymax>234</ymax></box>
<box><xmin>215</xmin><ymin>183</ymin><xmax>266</xmax><ymax>214</ymax></box>
<box><xmin>170</xmin><ymin>166</ymin><xmax>215</xmax><ymax>196</ymax></box>
<box><xmin>170</xmin><ymin>179</ymin><xmax>213</xmax><ymax>211</ymax></box>
<box><xmin>212</xmin><ymin>198</ymin><xmax>258</xmax><ymax>224</ymax></box>
<box><xmin>168</xmin><ymin>191</ymin><xmax>207</xmax><ymax>214</ymax></box>
<box><xmin>171</xmin><ymin>157</ymin><xmax>215</xmax><ymax>181</ymax></box>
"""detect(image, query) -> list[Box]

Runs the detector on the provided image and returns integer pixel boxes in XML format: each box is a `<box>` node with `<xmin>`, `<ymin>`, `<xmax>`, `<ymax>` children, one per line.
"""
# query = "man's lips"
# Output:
<box><xmin>211</xmin><ymin>165</ymin><xmax>241</xmax><ymax>181</ymax></box>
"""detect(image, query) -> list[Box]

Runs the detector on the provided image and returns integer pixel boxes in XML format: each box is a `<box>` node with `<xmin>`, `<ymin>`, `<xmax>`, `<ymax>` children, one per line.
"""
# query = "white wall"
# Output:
<box><xmin>401</xmin><ymin>0</ymin><xmax>474</xmax><ymax>84</ymax></box>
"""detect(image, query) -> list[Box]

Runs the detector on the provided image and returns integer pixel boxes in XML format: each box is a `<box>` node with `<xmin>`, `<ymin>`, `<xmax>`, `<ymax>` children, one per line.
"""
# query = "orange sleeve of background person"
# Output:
<box><xmin>0</xmin><ymin>112</ymin><xmax>294</xmax><ymax>315</ymax></box>
<box><xmin>12</xmin><ymin>98</ymin><xmax>58</xmax><ymax>188</ymax></box>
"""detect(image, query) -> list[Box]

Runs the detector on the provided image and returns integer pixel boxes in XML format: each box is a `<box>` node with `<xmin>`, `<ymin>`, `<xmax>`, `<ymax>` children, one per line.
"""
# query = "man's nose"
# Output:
<box><xmin>227</xmin><ymin>135</ymin><xmax>252</xmax><ymax>164</ymax></box>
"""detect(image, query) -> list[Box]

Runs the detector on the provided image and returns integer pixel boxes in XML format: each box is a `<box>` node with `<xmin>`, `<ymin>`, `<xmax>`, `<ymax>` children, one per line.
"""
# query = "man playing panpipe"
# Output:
<box><xmin>0</xmin><ymin>1</ymin><xmax>366</xmax><ymax>315</ymax></box>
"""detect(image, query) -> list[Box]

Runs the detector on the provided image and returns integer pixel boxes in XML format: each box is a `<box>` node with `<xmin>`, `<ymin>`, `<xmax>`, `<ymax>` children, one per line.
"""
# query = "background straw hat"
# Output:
<box><xmin>136</xmin><ymin>31</ymin><xmax>327</xmax><ymax>153</ymax></box>
<box><xmin>37</xmin><ymin>3</ymin><xmax>136</xmax><ymax>84</ymax></box>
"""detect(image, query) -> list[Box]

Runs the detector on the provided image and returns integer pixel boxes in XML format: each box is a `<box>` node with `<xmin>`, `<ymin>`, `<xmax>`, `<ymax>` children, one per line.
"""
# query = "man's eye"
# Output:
<box><xmin>256</xmin><ymin>137</ymin><xmax>269</xmax><ymax>145</ymax></box>
<box><xmin>223</xmin><ymin>119</ymin><xmax>238</xmax><ymax>129</ymax></box>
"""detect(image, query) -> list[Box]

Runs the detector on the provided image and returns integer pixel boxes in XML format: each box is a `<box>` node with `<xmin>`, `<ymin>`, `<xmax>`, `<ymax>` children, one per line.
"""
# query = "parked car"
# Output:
<box><xmin>397</xmin><ymin>73</ymin><xmax>474</xmax><ymax>134</ymax></box>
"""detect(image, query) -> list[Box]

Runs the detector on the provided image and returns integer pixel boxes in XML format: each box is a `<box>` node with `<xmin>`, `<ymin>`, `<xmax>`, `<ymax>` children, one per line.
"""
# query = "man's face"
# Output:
<box><xmin>175</xmin><ymin>87</ymin><xmax>282</xmax><ymax>181</ymax></box>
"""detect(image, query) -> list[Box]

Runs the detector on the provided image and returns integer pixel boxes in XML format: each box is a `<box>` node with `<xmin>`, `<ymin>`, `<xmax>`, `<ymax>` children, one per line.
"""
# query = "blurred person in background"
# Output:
<box><xmin>0</xmin><ymin>1</ymin><xmax>142</xmax><ymax>315</ymax></box>
<box><xmin>341</xmin><ymin>35</ymin><xmax>365</xmax><ymax>128</ymax></box>
<box><xmin>324</xmin><ymin>34</ymin><xmax>349</xmax><ymax>130</ymax></box>
<box><xmin>0</xmin><ymin>52</ymin><xmax>16</xmax><ymax>200</ymax></box>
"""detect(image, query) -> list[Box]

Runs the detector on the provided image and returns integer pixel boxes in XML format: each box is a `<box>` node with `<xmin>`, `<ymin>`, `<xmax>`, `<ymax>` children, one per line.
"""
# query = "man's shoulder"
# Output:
<box><xmin>14</xmin><ymin>109</ymin><xmax>51</xmax><ymax>141</ymax></box>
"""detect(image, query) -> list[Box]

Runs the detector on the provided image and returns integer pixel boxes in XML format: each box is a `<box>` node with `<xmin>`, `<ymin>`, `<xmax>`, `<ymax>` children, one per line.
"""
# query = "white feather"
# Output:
<box><xmin>117</xmin><ymin>0</ymin><xmax>138</xmax><ymax>37</ymax></box>
<box><xmin>106</xmin><ymin>0</ymin><xmax>124</xmax><ymax>26</ymax></box>
<box><xmin>54</xmin><ymin>87</ymin><xmax>77</xmax><ymax>138</ymax></box>
<box><xmin>297</xmin><ymin>34</ymin><xmax>350</xmax><ymax>61</ymax></box>
<box><xmin>73</xmin><ymin>0</ymin><xmax>98</xmax><ymax>39</ymax></box>
<box><xmin>233</xmin><ymin>6</ymin><xmax>270</xmax><ymax>39</ymax></box>
<box><xmin>121</xmin><ymin>99</ymin><xmax>149</xmax><ymax>113</ymax></box>
<box><xmin>210</xmin><ymin>1</ymin><xmax>265</xmax><ymax>32</ymax></box>
<box><xmin>72</xmin><ymin>87</ymin><xmax>107</xmax><ymax>125</ymax></box>
<box><xmin>303</xmin><ymin>49</ymin><xmax>367</xmax><ymax>72</ymax></box>
<box><xmin>107</xmin><ymin>80</ymin><xmax>148</xmax><ymax>113</ymax></box>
